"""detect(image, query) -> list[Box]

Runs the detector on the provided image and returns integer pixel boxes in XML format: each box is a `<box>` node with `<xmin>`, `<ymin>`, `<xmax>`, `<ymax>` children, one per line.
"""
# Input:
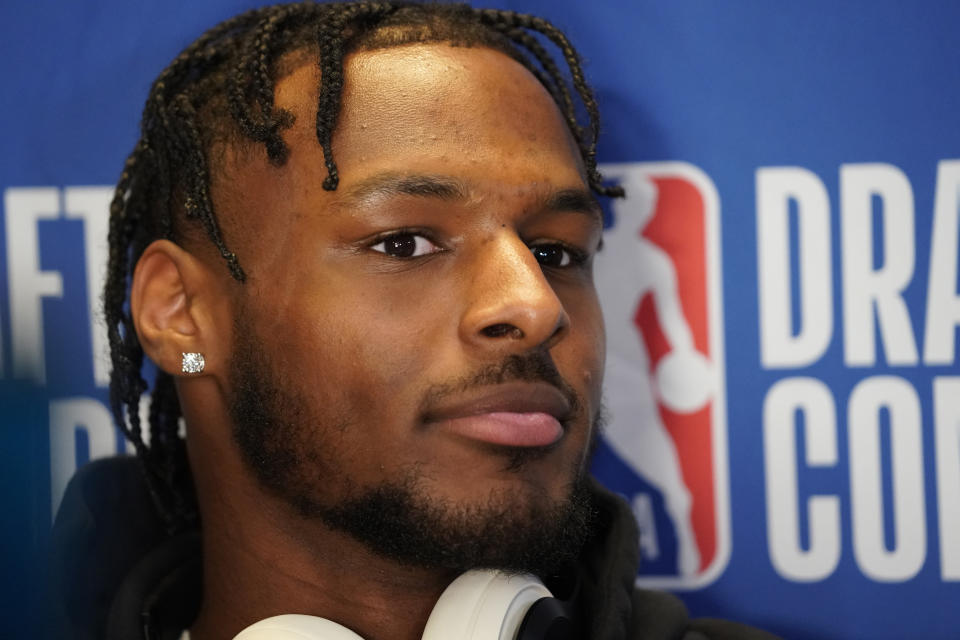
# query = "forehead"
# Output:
<box><xmin>274</xmin><ymin>43</ymin><xmax>583</xmax><ymax>187</ymax></box>
<box><xmin>337</xmin><ymin>44</ymin><xmax>582</xmax><ymax>170</ymax></box>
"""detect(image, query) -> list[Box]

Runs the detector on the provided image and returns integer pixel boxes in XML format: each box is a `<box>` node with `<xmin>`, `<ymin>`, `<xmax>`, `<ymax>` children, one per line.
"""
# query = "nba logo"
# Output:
<box><xmin>592</xmin><ymin>162</ymin><xmax>730</xmax><ymax>588</ymax></box>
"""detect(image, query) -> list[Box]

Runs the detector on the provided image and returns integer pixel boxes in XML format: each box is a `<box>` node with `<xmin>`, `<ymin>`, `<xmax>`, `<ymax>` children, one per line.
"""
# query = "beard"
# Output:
<box><xmin>228</xmin><ymin>312</ymin><xmax>599</xmax><ymax>578</ymax></box>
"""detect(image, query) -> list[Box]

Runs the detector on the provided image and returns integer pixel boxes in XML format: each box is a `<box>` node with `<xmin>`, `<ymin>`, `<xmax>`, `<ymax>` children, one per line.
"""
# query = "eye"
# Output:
<box><xmin>530</xmin><ymin>243</ymin><xmax>584</xmax><ymax>268</ymax></box>
<box><xmin>371</xmin><ymin>232</ymin><xmax>442</xmax><ymax>258</ymax></box>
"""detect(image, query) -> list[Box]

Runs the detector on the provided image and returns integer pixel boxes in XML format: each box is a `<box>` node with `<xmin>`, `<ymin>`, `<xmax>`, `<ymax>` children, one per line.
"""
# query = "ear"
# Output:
<box><xmin>131</xmin><ymin>239</ymin><xmax>227</xmax><ymax>378</ymax></box>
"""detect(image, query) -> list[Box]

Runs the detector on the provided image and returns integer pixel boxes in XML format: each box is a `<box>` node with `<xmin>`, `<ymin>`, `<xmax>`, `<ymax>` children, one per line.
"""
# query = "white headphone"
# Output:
<box><xmin>232</xmin><ymin>569</ymin><xmax>575</xmax><ymax>640</ymax></box>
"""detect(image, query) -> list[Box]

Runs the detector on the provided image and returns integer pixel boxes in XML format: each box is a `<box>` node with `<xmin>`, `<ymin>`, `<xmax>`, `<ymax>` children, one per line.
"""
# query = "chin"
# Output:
<box><xmin>311</xmin><ymin>466</ymin><xmax>595</xmax><ymax>576</ymax></box>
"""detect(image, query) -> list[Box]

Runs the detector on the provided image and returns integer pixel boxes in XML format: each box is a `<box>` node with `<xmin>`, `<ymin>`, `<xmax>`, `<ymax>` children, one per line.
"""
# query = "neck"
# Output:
<box><xmin>189</xmin><ymin>488</ymin><xmax>457</xmax><ymax>640</ymax></box>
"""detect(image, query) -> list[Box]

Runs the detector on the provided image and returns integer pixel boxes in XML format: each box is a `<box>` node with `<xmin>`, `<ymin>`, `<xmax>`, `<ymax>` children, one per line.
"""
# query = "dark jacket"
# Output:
<box><xmin>50</xmin><ymin>457</ymin><xmax>779</xmax><ymax>639</ymax></box>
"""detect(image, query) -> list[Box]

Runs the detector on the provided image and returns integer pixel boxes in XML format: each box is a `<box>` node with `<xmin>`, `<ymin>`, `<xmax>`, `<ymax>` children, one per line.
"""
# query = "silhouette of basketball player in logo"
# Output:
<box><xmin>595</xmin><ymin>168</ymin><xmax>715</xmax><ymax>577</ymax></box>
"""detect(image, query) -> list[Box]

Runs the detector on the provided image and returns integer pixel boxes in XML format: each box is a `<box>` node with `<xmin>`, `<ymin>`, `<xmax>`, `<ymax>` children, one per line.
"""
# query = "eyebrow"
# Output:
<box><xmin>342</xmin><ymin>173</ymin><xmax>467</xmax><ymax>204</ymax></box>
<box><xmin>542</xmin><ymin>188</ymin><xmax>603</xmax><ymax>221</ymax></box>
<box><xmin>340</xmin><ymin>171</ymin><xmax>601</xmax><ymax>220</ymax></box>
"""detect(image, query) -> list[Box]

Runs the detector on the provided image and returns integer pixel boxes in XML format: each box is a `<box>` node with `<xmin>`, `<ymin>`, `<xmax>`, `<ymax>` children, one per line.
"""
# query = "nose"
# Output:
<box><xmin>459</xmin><ymin>233</ymin><xmax>569</xmax><ymax>352</ymax></box>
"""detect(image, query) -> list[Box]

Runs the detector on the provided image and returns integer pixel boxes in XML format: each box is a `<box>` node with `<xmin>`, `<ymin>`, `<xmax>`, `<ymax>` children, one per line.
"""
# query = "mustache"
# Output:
<box><xmin>419</xmin><ymin>350</ymin><xmax>583</xmax><ymax>421</ymax></box>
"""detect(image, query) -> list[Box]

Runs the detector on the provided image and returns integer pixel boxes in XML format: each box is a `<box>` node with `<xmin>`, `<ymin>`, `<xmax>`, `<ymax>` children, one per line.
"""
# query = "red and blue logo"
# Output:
<box><xmin>592</xmin><ymin>162</ymin><xmax>730</xmax><ymax>588</ymax></box>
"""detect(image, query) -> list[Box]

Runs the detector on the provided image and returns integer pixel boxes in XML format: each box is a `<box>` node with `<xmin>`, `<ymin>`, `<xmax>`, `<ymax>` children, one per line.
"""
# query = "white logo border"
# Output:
<box><xmin>599</xmin><ymin>161</ymin><xmax>730</xmax><ymax>590</ymax></box>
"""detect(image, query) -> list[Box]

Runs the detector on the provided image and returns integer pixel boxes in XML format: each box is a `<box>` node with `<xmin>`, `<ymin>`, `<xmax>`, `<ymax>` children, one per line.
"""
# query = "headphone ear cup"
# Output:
<box><xmin>421</xmin><ymin>570</ymin><xmax>553</xmax><ymax>640</ymax></box>
<box><xmin>232</xmin><ymin>614</ymin><xmax>366</xmax><ymax>640</ymax></box>
<box><xmin>515</xmin><ymin>596</ymin><xmax>577</xmax><ymax>640</ymax></box>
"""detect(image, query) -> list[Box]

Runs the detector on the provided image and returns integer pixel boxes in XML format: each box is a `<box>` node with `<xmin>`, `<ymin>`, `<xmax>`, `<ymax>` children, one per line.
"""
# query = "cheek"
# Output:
<box><xmin>267</xmin><ymin>286</ymin><xmax>439</xmax><ymax>419</ymax></box>
<box><xmin>560</xmin><ymin>293</ymin><xmax>605</xmax><ymax>405</ymax></box>
<box><xmin>580</xmin><ymin>331</ymin><xmax>606</xmax><ymax>407</ymax></box>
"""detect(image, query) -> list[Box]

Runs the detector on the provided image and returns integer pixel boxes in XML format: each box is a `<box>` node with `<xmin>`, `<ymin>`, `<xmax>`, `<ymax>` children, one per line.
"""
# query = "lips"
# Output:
<box><xmin>422</xmin><ymin>382</ymin><xmax>572</xmax><ymax>448</ymax></box>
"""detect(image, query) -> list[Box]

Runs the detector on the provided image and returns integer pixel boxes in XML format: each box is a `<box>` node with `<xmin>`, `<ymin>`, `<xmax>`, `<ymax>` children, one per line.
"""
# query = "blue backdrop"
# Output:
<box><xmin>2</xmin><ymin>2</ymin><xmax>959</xmax><ymax>638</ymax></box>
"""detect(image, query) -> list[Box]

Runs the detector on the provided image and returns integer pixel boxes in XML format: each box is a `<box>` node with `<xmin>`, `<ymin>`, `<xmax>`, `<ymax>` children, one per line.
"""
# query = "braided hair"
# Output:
<box><xmin>105</xmin><ymin>1</ymin><xmax>625</xmax><ymax>534</ymax></box>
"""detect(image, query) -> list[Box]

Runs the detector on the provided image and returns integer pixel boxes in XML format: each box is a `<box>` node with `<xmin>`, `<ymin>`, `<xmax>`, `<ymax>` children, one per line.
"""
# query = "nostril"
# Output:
<box><xmin>482</xmin><ymin>323</ymin><xmax>524</xmax><ymax>339</ymax></box>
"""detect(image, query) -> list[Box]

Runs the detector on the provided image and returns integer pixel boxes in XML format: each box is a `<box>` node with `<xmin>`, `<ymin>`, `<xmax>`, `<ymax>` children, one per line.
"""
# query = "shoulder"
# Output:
<box><xmin>51</xmin><ymin>457</ymin><xmax>201</xmax><ymax>640</ymax></box>
<box><xmin>630</xmin><ymin>588</ymin><xmax>783</xmax><ymax>640</ymax></box>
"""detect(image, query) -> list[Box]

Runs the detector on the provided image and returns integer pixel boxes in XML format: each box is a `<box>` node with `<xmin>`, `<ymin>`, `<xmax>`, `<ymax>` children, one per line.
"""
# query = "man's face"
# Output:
<box><xmin>216</xmin><ymin>44</ymin><xmax>605</xmax><ymax>573</ymax></box>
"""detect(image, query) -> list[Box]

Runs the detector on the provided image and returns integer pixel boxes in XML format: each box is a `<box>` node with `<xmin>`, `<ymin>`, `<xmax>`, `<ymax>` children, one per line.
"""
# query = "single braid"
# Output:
<box><xmin>170</xmin><ymin>94</ymin><xmax>246</xmax><ymax>280</ymax></box>
<box><xmin>315</xmin><ymin>3</ymin><xmax>395</xmax><ymax>190</ymax></box>
<box><xmin>250</xmin><ymin>5</ymin><xmax>320</xmax><ymax>162</ymax></box>
<box><xmin>228</xmin><ymin>8</ymin><xmax>300</xmax><ymax>164</ymax></box>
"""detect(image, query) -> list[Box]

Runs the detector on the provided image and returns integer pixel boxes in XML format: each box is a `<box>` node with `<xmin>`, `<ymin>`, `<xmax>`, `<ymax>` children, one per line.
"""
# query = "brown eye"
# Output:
<box><xmin>531</xmin><ymin>244</ymin><xmax>572</xmax><ymax>268</ymax></box>
<box><xmin>371</xmin><ymin>233</ymin><xmax>441</xmax><ymax>258</ymax></box>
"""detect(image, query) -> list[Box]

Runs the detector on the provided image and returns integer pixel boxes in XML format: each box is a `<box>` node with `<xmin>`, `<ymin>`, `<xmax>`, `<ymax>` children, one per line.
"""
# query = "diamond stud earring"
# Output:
<box><xmin>181</xmin><ymin>352</ymin><xmax>205</xmax><ymax>374</ymax></box>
